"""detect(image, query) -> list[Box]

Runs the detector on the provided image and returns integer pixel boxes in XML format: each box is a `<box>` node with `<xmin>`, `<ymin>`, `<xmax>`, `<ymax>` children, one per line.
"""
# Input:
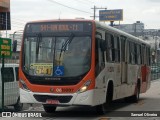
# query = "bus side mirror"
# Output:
<box><xmin>100</xmin><ymin>39</ymin><xmax>107</xmax><ymax>52</ymax></box>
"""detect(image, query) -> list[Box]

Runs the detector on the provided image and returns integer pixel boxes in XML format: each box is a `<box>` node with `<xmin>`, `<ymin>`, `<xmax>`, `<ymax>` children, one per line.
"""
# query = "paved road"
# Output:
<box><xmin>1</xmin><ymin>79</ymin><xmax>160</xmax><ymax>120</ymax></box>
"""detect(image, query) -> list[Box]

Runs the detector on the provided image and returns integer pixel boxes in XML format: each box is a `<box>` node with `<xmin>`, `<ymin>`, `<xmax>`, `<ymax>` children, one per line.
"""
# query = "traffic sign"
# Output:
<box><xmin>99</xmin><ymin>9</ymin><xmax>123</xmax><ymax>21</ymax></box>
<box><xmin>0</xmin><ymin>38</ymin><xmax>12</xmax><ymax>58</ymax></box>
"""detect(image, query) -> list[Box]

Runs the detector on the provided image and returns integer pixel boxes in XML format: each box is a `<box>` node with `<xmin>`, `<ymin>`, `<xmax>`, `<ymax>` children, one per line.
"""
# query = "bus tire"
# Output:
<box><xmin>96</xmin><ymin>81</ymin><xmax>113</xmax><ymax>115</ymax></box>
<box><xmin>95</xmin><ymin>104</ymin><xmax>106</xmax><ymax>115</ymax></box>
<box><xmin>43</xmin><ymin>105</ymin><xmax>56</xmax><ymax>113</ymax></box>
<box><xmin>14</xmin><ymin>97</ymin><xmax>23</xmax><ymax>111</ymax></box>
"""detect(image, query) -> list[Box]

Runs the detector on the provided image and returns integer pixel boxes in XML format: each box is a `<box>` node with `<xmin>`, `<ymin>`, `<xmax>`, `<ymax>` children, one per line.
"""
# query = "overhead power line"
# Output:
<box><xmin>85</xmin><ymin>0</ymin><xmax>94</xmax><ymax>3</ymax></box>
<box><xmin>91</xmin><ymin>6</ymin><xmax>107</xmax><ymax>20</ymax></box>
<box><xmin>46</xmin><ymin>0</ymin><xmax>92</xmax><ymax>15</ymax></box>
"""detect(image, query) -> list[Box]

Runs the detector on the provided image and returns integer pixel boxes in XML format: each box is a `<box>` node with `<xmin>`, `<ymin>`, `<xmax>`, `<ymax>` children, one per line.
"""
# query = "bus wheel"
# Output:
<box><xmin>43</xmin><ymin>105</ymin><xmax>57</xmax><ymax>113</ymax></box>
<box><xmin>96</xmin><ymin>82</ymin><xmax>113</xmax><ymax>115</ymax></box>
<box><xmin>95</xmin><ymin>104</ymin><xmax>105</xmax><ymax>115</ymax></box>
<box><xmin>14</xmin><ymin>97</ymin><xmax>23</xmax><ymax>111</ymax></box>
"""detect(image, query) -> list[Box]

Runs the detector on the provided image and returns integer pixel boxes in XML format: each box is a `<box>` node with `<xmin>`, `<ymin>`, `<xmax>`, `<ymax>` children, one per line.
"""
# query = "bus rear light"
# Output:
<box><xmin>19</xmin><ymin>79</ymin><xmax>31</xmax><ymax>92</ymax></box>
<box><xmin>78</xmin><ymin>80</ymin><xmax>91</xmax><ymax>93</ymax></box>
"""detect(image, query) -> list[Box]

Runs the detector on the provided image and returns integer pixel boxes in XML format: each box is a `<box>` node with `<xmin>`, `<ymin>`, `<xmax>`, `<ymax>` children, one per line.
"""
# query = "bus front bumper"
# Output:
<box><xmin>20</xmin><ymin>88</ymin><xmax>104</xmax><ymax>106</ymax></box>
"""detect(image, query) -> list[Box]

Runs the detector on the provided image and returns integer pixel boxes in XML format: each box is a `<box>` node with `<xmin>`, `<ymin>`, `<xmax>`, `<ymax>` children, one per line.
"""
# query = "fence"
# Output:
<box><xmin>151</xmin><ymin>62</ymin><xmax>160</xmax><ymax>80</ymax></box>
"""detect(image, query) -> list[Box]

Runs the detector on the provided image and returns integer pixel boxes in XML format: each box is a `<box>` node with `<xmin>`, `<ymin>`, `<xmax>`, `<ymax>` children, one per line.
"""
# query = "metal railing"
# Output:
<box><xmin>0</xmin><ymin>54</ymin><xmax>21</xmax><ymax>112</ymax></box>
<box><xmin>151</xmin><ymin>63</ymin><xmax>160</xmax><ymax>80</ymax></box>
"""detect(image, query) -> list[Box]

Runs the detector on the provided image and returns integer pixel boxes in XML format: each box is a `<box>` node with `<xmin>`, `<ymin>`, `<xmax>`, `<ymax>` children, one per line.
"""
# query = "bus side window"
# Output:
<box><xmin>111</xmin><ymin>35</ymin><xmax>115</xmax><ymax>62</ymax></box>
<box><xmin>137</xmin><ymin>44</ymin><xmax>141</xmax><ymax>65</ymax></box>
<box><xmin>105</xmin><ymin>33</ymin><xmax>112</xmax><ymax>62</ymax></box>
<box><xmin>128</xmin><ymin>41</ymin><xmax>135</xmax><ymax>64</ymax></box>
<box><xmin>146</xmin><ymin>47</ymin><xmax>150</xmax><ymax>65</ymax></box>
<box><xmin>129</xmin><ymin>41</ymin><xmax>131</xmax><ymax>64</ymax></box>
<box><xmin>148</xmin><ymin>47</ymin><xmax>151</xmax><ymax>65</ymax></box>
<box><xmin>95</xmin><ymin>34</ymin><xmax>105</xmax><ymax>76</ymax></box>
<box><xmin>141</xmin><ymin>45</ymin><xmax>145</xmax><ymax>64</ymax></box>
<box><xmin>114</xmin><ymin>36</ymin><xmax>120</xmax><ymax>62</ymax></box>
<box><xmin>120</xmin><ymin>36</ymin><xmax>126</xmax><ymax>62</ymax></box>
<box><xmin>95</xmin><ymin>36</ymin><xmax>99</xmax><ymax>75</ymax></box>
<box><xmin>134</xmin><ymin>43</ymin><xmax>138</xmax><ymax>64</ymax></box>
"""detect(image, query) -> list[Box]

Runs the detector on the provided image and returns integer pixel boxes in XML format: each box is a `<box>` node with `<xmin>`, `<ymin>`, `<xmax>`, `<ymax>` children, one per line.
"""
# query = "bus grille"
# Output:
<box><xmin>33</xmin><ymin>95</ymin><xmax>73</xmax><ymax>103</ymax></box>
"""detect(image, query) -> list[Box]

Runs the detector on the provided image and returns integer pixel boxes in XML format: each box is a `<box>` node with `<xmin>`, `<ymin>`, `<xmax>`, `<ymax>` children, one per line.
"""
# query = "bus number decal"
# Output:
<box><xmin>30</xmin><ymin>63</ymin><xmax>53</xmax><ymax>75</ymax></box>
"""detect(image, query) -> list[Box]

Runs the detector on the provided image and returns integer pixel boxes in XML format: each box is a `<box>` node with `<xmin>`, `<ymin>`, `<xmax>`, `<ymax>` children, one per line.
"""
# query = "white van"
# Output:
<box><xmin>0</xmin><ymin>63</ymin><xmax>23</xmax><ymax>111</ymax></box>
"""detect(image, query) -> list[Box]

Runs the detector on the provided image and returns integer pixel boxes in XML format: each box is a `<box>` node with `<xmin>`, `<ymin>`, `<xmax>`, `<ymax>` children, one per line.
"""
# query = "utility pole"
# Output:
<box><xmin>6</xmin><ymin>12</ymin><xmax>7</xmax><ymax>37</ymax></box>
<box><xmin>91</xmin><ymin>6</ymin><xmax>107</xmax><ymax>20</ymax></box>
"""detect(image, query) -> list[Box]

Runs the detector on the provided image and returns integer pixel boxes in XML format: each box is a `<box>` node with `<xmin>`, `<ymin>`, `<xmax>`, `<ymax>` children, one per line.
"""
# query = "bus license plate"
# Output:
<box><xmin>46</xmin><ymin>99</ymin><xmax>59</xmax><ymax>104</ymax></box>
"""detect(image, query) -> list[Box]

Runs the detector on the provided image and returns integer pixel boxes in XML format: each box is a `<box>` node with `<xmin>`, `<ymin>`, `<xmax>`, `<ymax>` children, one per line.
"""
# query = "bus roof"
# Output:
<box><xmin>95</xmin><ymin>20</ymin><xmax>150</xmax><ymax>46</ymax></box>
<box><xmin>26</xmin><ymin>19</ymin><xmax>94</xmax><ymax>24</ymax></box>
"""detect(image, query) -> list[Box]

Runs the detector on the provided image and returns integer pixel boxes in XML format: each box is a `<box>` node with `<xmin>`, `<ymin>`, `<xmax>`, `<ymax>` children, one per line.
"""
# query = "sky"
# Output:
<box><xmin>2</xmin><ymin>0</ymin><xmax>160</xmax><ymax>36</ymax></box>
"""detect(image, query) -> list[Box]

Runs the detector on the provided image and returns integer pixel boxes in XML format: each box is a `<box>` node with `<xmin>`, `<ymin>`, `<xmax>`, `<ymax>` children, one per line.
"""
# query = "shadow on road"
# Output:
<box><xmin>0</xmin><ymin>98</ymin><xmax>149</xmax><ymax>118</ymax></box>
<box><xmin>41</xmin><ymin>98</ymin><xmax>142</xmax><ymax>117</ymax></box>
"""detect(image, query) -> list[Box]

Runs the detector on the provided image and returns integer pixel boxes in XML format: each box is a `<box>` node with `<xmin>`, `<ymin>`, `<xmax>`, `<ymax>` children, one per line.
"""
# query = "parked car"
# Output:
<box><xmin>0</xmin><ymin>64</ymin><xmax>23</xmax><ymax>111</ymax></box>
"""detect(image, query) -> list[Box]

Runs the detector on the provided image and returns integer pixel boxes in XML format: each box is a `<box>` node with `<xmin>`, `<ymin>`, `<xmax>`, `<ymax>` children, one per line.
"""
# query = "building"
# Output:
<box><xmin>0</xmin><ymin>0</ymin><xmax>11</xmax><ymax>31</ymax></box>
<box><xmin>114</xmin><ymin>21</ymin><xmax>144</xmax><ymax>36</ymax></box>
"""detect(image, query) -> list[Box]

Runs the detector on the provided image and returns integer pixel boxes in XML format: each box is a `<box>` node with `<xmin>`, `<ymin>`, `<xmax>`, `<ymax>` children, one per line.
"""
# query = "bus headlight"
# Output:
<box><xmin>78</xmin><ymin>80</ymin><xmax>91</xmax><ymax>93</ymax></box>
<box><xmin>19</xmin><ymin>79</ymin><xmax>31</xmax><ymax>92</ymax></box>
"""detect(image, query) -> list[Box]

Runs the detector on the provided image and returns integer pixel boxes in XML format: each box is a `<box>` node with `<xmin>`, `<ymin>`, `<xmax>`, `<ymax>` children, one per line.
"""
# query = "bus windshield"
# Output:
<box><xmin>23</xmin><ymin>35</ymin><xmax>91</xmax><ymax>77</ymax></box>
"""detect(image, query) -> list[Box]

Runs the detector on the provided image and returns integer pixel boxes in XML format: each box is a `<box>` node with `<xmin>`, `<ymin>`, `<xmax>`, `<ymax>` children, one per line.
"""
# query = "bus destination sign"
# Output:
<box><xmin>40</xmin><ymin>24</ymin><xmax>80</xmax><ymax>32</ymax></box>
<box><xmin>26</xmin><ymin>22</ymin><xmax>86</xmax><ymax>33</ymax></box>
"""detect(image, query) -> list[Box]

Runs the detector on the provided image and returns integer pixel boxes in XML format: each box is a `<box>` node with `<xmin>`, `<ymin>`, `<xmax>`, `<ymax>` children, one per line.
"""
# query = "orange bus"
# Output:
<box><xmin>19</xmin><ymin>19</ymin><xmax>151</xmax><ymax>114</ymax></box>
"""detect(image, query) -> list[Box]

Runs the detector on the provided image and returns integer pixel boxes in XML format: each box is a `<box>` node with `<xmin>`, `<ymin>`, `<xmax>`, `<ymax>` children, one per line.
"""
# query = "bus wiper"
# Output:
<box><xmin>62</xmin><ymin>33</ymin><xmax>74</xmax><ymax>51</ymax></box>
<box><xmin>59</xmin><ymin>33</ymin><xmax>74</xmax><ymax>63</ymax></box>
